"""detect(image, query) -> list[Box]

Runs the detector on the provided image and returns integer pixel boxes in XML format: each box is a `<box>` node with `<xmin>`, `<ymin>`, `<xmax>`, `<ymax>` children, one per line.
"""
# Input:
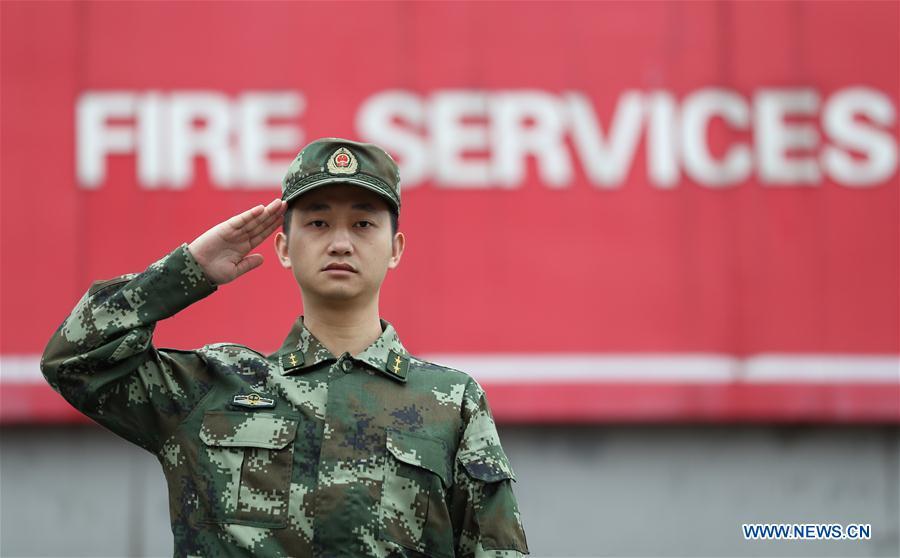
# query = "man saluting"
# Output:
<box><xmin>41</xmin><ymin>138</ymin><xmax>528</xmax><ymax>557</ymax></box>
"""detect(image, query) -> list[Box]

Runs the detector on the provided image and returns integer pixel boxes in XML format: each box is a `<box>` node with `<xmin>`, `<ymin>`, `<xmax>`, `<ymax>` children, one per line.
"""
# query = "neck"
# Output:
<box><xmin>300</xmin><ymin>295</ymin><xmax>383</xmax><ymax>357</ymax></box>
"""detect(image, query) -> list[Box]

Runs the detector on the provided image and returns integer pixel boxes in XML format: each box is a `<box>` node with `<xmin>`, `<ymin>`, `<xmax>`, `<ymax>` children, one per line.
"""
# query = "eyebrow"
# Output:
<box><xmin>299</xmin><ymin>202</ymin><xmax>379</xmax><ymax>213</ymax></box>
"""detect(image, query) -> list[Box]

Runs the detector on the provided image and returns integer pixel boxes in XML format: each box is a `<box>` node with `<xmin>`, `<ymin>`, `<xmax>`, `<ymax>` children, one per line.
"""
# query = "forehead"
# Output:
<box><xmin>294</xmin><ymin>183</ymin><xmax>390</xmax><ymax>212</ymax></box>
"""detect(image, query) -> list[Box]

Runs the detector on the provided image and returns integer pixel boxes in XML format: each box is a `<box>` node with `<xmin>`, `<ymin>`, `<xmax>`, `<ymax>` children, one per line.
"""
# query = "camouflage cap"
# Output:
<box><xmin>281</xmin><ymin>138</ymin><xmax>401</xmax><ymax>213</ymax></box>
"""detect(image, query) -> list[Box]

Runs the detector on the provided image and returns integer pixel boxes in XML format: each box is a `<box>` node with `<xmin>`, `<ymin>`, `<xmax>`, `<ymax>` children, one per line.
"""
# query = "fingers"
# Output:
<box><xmin>226</xmin><ymin>204</ymin><xmax>266</xmax><ymax>231</ymax></box>
<box><xmin>244</xmin><ymin>200</ymin><xmax>286</xmax><ymax>247</ymax></box>
<box><xmin>267</xmin><ymin>198</ymin><xmax>286</xmax><ymax>213</ymax></box>
<box><xmin>244</xmin><ymin>199</ymin><xmax>285</xmax><ymax>235</ymax></box>
<box><xmin>226</xmin><ymin>199</ymin><xmax>285</xmax><ymax>232</ymax></box>
<box><xmin>222</xmin><ymin>199</ymin><xmax>286</xmax><ymax>243</ymax></box>
<box><xmin>248</xmin><ymin>220</ymin><xmax>282</xmax><ymax>248</ymax></box>
<box><xmin>233</xmin><ymin>253</ymin><xmax>265</xmax><ymax>278</ymax></box>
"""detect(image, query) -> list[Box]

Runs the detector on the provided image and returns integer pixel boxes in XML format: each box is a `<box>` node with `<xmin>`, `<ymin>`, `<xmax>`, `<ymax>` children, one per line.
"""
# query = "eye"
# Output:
<box><xmin>355</xmin><ymin>221</ymin><xmax>374</xmax><ymax>228</ymax></box>
<box><xmin>308</xmin><ymin>220</ymin><xmax>327</xmax><ymax>228</ymax></box>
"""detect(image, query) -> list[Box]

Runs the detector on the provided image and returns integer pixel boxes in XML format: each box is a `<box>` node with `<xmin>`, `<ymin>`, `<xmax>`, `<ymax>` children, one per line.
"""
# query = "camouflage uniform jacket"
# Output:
<box><xmin>41</xmin><ymin>244</ymin><xmax>529</xmax><ymax>558</ymax></box>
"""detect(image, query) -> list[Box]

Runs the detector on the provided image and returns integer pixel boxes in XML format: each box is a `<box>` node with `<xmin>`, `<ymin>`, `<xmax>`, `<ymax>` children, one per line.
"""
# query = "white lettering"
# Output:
<box><xmin>681</xmin><ymin>89</ymin><xmax>751</xmax><ymax>187</ymax></box>
<box><xmin>168</xmin><ymin>92</ymin><xmax>232</xmax><ymax>188</ymax></box>
<box><xmin>490</xmin><ymin>91</ymin><xmax>571</xmax><ymax>188</ymax></box>
<box><xmin>76</xmin><ymin>87</ymin><xmax>897</xmax><ymax>192</ymax></box>
<box><xmin>430</xmin><ymin>91</ymin><xmax>491</xmax><ymax>187</ymax></box>
<box><xmin>357</xmin><ymin>90</ymin><xmax>428</xmax><ymax>188</ymax></box>
<box><xmin>755</xmin><ymin>89</ymin><xmax>821</xmax><ymax>184</ymax></box>
<box><xmin>646</xmin><ymin>91</ymin><xmax>679</xmax><ymax>188</ymax></box>
<box><xmin>821</xmin><ymin>87</ymin><xmax>897</xmax><ymax>186</ymax></box>
<box><xmin>76</xmin><ymin>90</ymin><xmax>303</xmax><ymax>189</ymax></box>
<box><xmin>238</xmin><ymin>92</ymin><xmax>304</xmax><ymax>187</ymax></box>
<box><xmin>77</xmin><ymin>92</ymin><xmax>136</xmax><ymax>188</ymax></box>
<box><xmin>566</xmin><ymin>91</ymin><xmax>644</xmax><ymax>188</ymax></box>
<box><xmin>136</xmin><ymin>92</ymin><xmax>165</xmax><ymax>188</ymax></box>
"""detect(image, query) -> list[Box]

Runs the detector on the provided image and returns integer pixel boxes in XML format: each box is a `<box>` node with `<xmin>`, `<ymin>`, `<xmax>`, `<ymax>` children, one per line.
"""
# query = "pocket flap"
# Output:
<box><xmin>199</xmin><ymin>411</ymin><xmax>298</xmax><ymax>450</ymax></box>
<box><xmin>459</xmin><ymin>444</ymin><xmax>516</xmax><ymax>483</ymax></box>
<box><xmin>385</xmin><ymin>429</ymin><xmax>451</xmax><ymax>486</ymax></box>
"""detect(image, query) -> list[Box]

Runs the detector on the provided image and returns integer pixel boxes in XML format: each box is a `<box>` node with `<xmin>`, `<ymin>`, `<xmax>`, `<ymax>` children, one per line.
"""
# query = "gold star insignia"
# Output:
<box><xmin>385</xmin><ymin>350</ymin><xmax>409</xmax><ymax>382</ymax></box>
<box><xmin>281</xmin><ymin>350</ymin><xmax>305</xmax><ymax>372</ymax></box>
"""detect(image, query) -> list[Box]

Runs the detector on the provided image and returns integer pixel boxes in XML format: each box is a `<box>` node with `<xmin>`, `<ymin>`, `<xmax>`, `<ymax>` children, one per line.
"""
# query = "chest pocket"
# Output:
<box><xmin>379</xmin><ymin>429</ymin><xmax>453</xmax><ymax>557</ymax></box>
<box><xmin>198</xmin><ymin>411</ymin><xmax>298</xmax><ymax>528</ymax></box>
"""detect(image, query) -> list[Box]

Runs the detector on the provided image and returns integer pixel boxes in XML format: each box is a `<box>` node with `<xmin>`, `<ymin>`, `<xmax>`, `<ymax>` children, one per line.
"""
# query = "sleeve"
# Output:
<box><xmin>40</xmin><ymin>244</ymin><xmax>218</xmax><ymax>454</ymax></box>
<box><xmin>450</xmin><ymin>377</ymin><xmax>529</xmax><ymax>557</ymax></box>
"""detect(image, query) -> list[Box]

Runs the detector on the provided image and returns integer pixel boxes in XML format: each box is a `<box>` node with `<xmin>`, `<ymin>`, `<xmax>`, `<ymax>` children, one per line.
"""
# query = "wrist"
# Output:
<box><xmin>184</xmin><ymin>242</ymin><xmax>219</xmax><ymax>287</ymax></box>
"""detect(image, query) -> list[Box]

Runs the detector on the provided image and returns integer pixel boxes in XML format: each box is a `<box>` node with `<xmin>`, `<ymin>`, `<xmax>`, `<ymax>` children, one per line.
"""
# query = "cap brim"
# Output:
<box><xmin>282</xmin><ymin>177</ymin><xmax>399</xmax><ymax>211</ymax></box>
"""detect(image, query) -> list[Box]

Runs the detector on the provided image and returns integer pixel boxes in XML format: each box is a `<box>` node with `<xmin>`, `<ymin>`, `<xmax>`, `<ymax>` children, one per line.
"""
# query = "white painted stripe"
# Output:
<box><xmin>425</xmin><ymin>354</ymin><xmax>739</xmax><ymax>382</ymax></box>
<box><xmin>744</xmin><ymin>355</ymin><xmax>900</xmax><ymax>382</ymax></box>
<box><xmin>423</xmin><ymin>354</ymin><xmax>900</xmax><ymax>384</ymax></box>
<box><xmin>1</xmin><ymin>355</ymin><xmax>45</xmax><ymax>382</ymax></box>
<box><xmin>4</xmin><ymin>354</ymin><xmax>898</xmax><ymax>384</ymax></box>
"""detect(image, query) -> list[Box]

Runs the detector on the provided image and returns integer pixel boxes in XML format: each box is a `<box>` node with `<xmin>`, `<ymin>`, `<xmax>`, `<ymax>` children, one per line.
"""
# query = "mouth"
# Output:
<box><xmin>322</xmin><ymin>263</ymin><xmax>357</xmax><ymax>273</ymax></box>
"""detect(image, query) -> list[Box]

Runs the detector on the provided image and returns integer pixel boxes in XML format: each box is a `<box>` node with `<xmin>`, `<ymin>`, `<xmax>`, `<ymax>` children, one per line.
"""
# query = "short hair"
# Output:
<box><xmin>282</xmin><ymin>201</ymin><xmax>399</xmax><ymax>239</ymax></box>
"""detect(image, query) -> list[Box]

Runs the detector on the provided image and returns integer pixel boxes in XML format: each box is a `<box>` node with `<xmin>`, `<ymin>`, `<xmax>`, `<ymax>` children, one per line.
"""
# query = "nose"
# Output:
<box><xmin>327</xmin><ymin>226</ymin><xmax>353</xmax><ymax>256</ymax></box>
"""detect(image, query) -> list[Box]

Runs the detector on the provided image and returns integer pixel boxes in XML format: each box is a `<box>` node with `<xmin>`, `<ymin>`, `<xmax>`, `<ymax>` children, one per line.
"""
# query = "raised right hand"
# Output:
<box><xmin>187</xmin><ymin>198</ymin><xmax>287</xmax><ymax>285</ymax></box>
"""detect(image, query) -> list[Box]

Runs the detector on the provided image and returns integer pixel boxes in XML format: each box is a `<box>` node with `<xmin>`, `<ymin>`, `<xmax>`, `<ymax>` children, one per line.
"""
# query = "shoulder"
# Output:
<box><xmin>406</xmin><ymin>354</ymin><xmax>486</xmax><ymax>402</ymax></box>
<box><xmin>188</xmin><ymin>343</ymin><xmax>273</xmax><ymax>387</ymax></box>
<box><xmin>408</xmin><ymin>354</ymin><xmax>475</xmax><ymax>384</ymax></box>
<box><xmin>196</xmin><ymin>342</ymin><xmax>271</xmax><ymax>368</ymax></box>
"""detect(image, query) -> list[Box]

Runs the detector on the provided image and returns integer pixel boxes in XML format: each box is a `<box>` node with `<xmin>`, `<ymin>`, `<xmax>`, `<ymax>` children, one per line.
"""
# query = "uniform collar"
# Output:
<box><xmin>271</xmin><ymin>316</ymin><xmax>410</xmax><ymax>381</ymax></box>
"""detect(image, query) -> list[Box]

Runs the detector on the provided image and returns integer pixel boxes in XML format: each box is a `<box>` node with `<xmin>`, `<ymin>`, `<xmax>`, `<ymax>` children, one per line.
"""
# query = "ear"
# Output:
<box><xmin>388</xmin><ymin>231</ymin><xmax>405</xmax><ymax>269</ymax></box>
<box><xmin>274</xmin><ymin>231</ymin><xmax>292</xmax><ymax>268</ymax></box>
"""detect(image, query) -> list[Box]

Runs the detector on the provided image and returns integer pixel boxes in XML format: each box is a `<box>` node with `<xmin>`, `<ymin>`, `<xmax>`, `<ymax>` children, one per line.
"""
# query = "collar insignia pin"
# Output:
<box><xmin>385</xmin><ymin>350</ymin><xmax>409</xmax><ymax>382</ymax></box>
<box><xmin>281</xmin><ymin>350</ymin><xmax>305</xmax><ymax>372</ymax></box>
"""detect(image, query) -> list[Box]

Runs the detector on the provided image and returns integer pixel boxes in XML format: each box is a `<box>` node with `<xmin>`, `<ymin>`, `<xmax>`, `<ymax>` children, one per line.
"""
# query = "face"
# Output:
<box><xmin>274</xmin><ymin>183</ymin><xmax>404</xmax><ymax>305</ymax></box>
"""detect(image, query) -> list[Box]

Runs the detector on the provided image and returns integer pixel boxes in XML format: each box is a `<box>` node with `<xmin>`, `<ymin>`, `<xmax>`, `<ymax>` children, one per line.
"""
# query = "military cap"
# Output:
<box><xmin>281</xmin><ymin>138</ymin><xmax>401</xmax><ymax>213</ymax></box>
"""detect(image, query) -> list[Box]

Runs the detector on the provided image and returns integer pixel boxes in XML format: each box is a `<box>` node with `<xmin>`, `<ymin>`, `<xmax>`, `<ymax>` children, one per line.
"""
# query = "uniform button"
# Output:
<box><xmin>341</xmin><ymin>359</ymin><xmax>353</xmax><ymax>372</ymax></box>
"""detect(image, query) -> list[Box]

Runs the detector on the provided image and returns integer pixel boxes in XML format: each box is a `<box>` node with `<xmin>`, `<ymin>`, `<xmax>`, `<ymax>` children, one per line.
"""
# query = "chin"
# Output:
<box><xmin>314</xmin><ymin>283</ymin><xmax>365</xmax><ymax>301</ymax></box>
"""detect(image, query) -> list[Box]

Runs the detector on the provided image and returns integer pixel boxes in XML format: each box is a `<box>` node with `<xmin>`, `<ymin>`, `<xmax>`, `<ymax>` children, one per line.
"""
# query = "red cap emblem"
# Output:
<box><xmin>326</xmin><ymin>147</ymin><xmax>359</xmax><ymax>175</ymax></box>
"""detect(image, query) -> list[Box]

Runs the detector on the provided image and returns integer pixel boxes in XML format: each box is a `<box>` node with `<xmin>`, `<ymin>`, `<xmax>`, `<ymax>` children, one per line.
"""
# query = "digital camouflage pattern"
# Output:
<box><xmin>41</xmin><ymin>244</ymin><xmax>529</xmax><ymax>557</ymax></box>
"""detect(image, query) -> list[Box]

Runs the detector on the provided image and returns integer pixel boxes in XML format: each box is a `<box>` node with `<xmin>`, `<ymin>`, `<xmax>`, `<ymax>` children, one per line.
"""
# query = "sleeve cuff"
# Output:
<box><xmin>140</xmin><ymin>243</ymin><xmax>218</xmax><ymax>318</ymax></box>
<box><xmin>179</xmin><ymin>243</ymin><xmax>219</xmax><ymax>291</ymax></box>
